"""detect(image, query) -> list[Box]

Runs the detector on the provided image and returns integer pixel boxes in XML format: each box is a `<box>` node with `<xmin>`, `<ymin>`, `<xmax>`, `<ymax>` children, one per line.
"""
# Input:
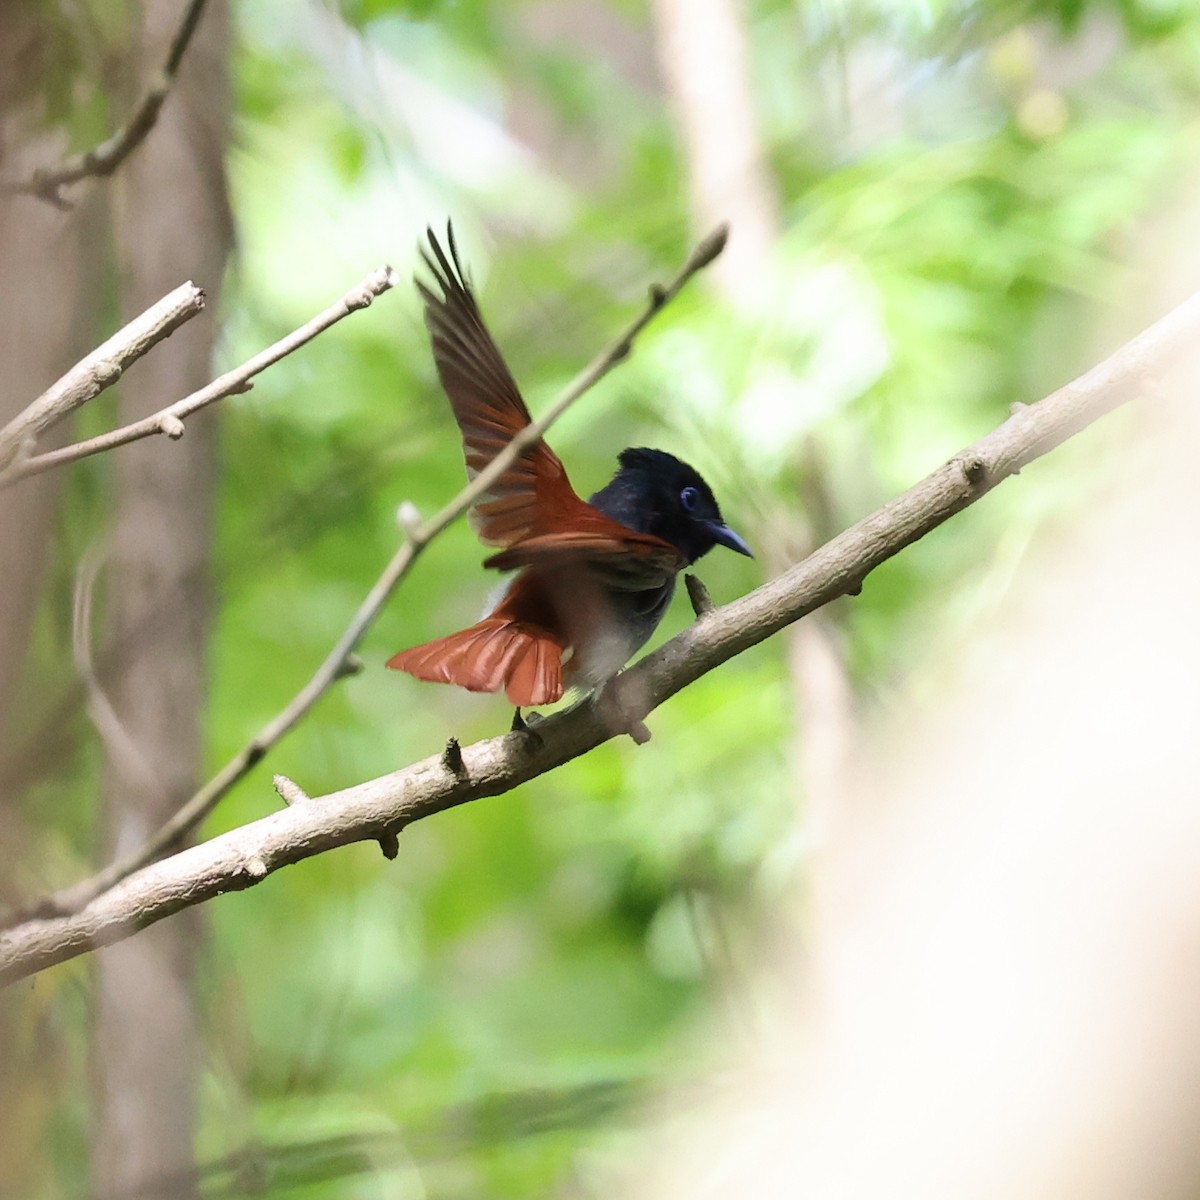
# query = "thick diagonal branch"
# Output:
<box><xmin>2</xmin><ymin>284</ymin><xmax>1195</xmax><ymax>986</ymax></box>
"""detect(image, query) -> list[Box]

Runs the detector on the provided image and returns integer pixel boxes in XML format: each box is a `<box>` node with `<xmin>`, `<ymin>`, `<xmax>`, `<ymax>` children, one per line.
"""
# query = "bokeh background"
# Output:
<box><xmin>2</xmin><ymin>0</ymin><xmax>1199</xmax><ymax>1197</ymax></box>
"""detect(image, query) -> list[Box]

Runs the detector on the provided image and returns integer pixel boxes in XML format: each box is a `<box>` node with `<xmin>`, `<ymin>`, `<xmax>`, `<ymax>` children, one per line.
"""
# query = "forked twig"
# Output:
<box><xmin>0</xmin><ymin>266</ymin><xmax>399</xmax><ymax>491</ymax></box>
<box><xmin>0</xmin><ymin>282</ymin><xmax>206</xmax><ymax>469</ymax></box>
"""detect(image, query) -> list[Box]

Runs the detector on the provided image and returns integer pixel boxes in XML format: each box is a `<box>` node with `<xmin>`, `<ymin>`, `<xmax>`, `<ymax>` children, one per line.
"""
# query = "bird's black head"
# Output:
<box><xmin>589</xmin><ymin>447</ymin><xmax>753</xmax><ymax>565</ymax></box>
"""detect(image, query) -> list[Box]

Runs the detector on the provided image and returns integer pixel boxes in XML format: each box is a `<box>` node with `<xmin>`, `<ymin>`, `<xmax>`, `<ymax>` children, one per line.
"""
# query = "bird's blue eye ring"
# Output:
<box><xmin>680</xmin><ymin>486</ymin><xmax>700</xmax><ymax>512</ymax></box>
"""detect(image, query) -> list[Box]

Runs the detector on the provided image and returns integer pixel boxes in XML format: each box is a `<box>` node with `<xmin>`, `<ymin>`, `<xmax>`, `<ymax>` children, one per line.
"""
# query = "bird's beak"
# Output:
<box><xmin>707</xmin><ymin>521</ymin><xmax>754</xmax><ymax>558</ymax></box>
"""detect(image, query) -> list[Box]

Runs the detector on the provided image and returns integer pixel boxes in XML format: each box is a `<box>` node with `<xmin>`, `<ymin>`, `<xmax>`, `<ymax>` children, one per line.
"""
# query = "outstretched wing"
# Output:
<box><xmin>420</xmin><ymin>224</ymin><xmax>684</xmax><ymax>583</ymax></box>
<box><xmin>420</xmin><ymin>225</ymin><xmax>576</xmax><ymax>548</ymax></box>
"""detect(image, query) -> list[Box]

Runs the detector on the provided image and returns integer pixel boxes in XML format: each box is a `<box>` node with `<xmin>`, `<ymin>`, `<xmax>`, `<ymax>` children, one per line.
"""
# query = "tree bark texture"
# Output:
<box><xmin>0</xmin><ymin>10</ymin><xmax>106</xmax><ymax>1193</ymax></box>
<box><xmin>90</xmin><ymin>3</ymin><xmax>231</xmax><ymax>1198</ymax></box>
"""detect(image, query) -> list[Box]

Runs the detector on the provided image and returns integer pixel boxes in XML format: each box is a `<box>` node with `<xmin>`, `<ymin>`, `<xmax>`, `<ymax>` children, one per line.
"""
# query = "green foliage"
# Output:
<box><xmin>15</xmin><ymin>0</ymin><xmax>1200</xmax><ymax>1195</ymax></box>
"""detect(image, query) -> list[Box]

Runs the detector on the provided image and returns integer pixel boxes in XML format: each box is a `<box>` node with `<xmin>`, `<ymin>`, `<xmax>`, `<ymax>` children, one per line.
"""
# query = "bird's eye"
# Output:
<box><xmin>680</xmin><ymin>486</ymin><xmax>699</xmax><ymax>512</ymax></box>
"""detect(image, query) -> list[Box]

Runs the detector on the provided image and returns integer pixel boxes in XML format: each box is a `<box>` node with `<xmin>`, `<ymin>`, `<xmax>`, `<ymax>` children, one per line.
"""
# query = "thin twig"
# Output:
<box><xmin>0</xmin><ymin>0</ymin><xmax>210</xmax><ymax>208</ymax></box>
<box><xmin>272</xmin><ymin>775</ymin><xmax>311</xmax><ymax>807</ymax></box>
<box><xmin>2</xmin><ymin>284</ymin><xmax>1196</xmax><ymax>983</ymax></box>
<box><xmin>0</xmin><ymin>282</ymin><xmax>206</xmax><ymax>469</ymax></box>
<box><xmin>685</xmin><ymin>574</ymin><xmax>715</xmax><ymax>617</ymax></box>
<box><xmin>71</xmin><ymin>541</ymin><xmax>170</xmax><ymax>809</ymax></box>
<box><xmin>0</xmin><ymin>266</ymin><xmax>400</xmax><ymax>491</ymax></box>
<box><xmin>22</xmin><ymin>227</ymin><xmax>728</xmax><ymax>916</ymax></box>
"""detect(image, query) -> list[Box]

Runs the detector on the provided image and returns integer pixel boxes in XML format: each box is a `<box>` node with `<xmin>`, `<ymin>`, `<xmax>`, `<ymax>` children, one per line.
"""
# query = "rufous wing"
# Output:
<box><xmin>483</xmin><ymin>523</ymin><xmax>685</xmax><ymax>591</ymax></box>
<box><xmin>421</xmin><ymin>226</ymin><xmax>581</xmax><ymax>549</ymax></box>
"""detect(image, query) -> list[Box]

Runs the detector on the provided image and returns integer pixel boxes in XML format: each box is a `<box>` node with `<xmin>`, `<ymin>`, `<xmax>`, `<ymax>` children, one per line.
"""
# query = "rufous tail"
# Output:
<box><xmin>387</xmin><ymin>617</ymin><xmax>564</xmax><ymax>707</ymax></box>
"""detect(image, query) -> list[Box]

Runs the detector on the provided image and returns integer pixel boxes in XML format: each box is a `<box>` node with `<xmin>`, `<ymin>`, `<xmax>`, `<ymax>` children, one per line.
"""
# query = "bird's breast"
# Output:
<box><xmin>564</xmin><ymin>577</ymin><xmax>676</xmax><ymax>692</ymax></box>
<box><xmin>492</xmin><ymin>567</ymin><xmax>676</xmax><ymax>695</ymax></box>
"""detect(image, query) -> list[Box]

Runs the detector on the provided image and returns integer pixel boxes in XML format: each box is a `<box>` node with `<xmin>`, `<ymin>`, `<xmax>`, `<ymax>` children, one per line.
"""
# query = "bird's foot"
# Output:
<box><xmin>442</xmin><ymin>736</ymin><xmax>467</xmax><ymax>777</ymax></box>
<box><xmin>511</xmin><ymin>707</ymin><xmax>545</xmax><ymax>749</ymax></box>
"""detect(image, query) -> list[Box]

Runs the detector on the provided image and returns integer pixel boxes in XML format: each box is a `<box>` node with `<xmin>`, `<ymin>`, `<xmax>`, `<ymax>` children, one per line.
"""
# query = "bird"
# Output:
<box><xmin>387</xmin><ymin>225</ymin><xmax>751</xmax><ymax>715</ymax></box>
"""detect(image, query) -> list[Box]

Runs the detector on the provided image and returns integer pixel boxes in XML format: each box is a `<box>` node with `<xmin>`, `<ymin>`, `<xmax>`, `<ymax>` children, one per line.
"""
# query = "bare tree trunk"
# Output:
<box><xmin>0</xmin><ymin>207</ymin><xmax>82</xmax><ymax>757</ymax></box>
<box><xmin>649</xmin><ymin>0</ymin><xmax>858</xmax><ymax>867</ymax></box>
<box><xmin>90</xmin><ymin>3</ymin><xmax>231</xmax><ymax>1197</ymax></box>
<box><xmin>648</xmin><ymin>0</ymin><xmax>778</xmax><ymax>302</ymax></box>
<box><xmin>0</xmin><ymin>15</ymin><xmax>101</xmax><ymax>769</ymax></box>
<box><xmin>0</xmin><ymin>12</ymin><xmax>107</xmax><ymax>1192</ymax></box>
